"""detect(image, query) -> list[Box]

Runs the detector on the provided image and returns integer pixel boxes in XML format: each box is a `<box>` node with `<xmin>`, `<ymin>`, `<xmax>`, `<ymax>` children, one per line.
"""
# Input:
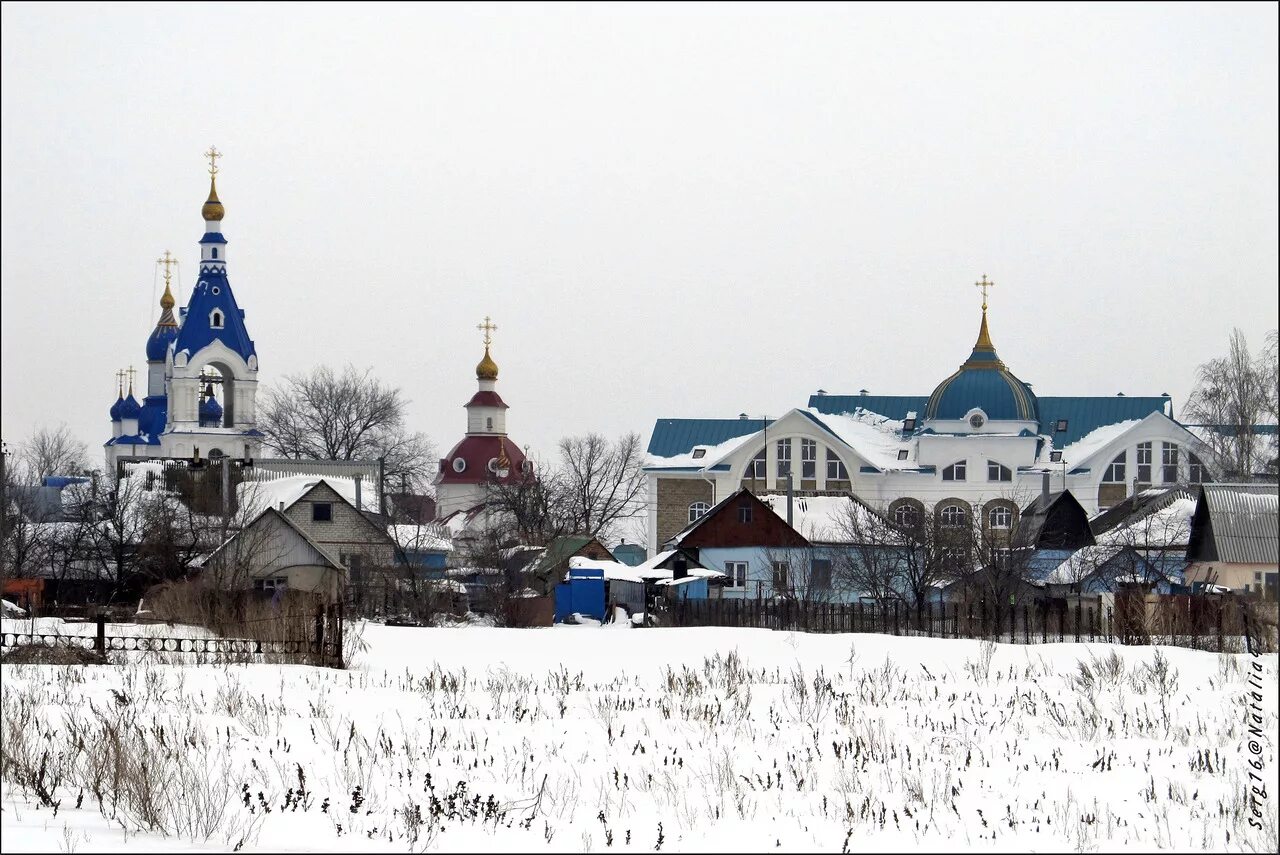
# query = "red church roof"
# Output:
<box><xmin>438</xmin><ymin>435</ymin><xmax>530</xmax><ymax>484</ymax></box>
<box><xmin>466</xmin><ymin>390</ymin><xmax>509</xmax><ymax>409</ymax></box>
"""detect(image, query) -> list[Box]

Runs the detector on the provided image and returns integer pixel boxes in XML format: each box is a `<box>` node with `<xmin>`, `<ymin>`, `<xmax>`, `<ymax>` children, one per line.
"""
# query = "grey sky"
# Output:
<box><xmin>2</xmin><ymin>2</ymin><xmax>1276</xmax><ymax>468</ymax></box>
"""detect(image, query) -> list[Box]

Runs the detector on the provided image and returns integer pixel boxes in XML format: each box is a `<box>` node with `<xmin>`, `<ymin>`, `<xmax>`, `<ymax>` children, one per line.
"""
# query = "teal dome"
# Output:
<box><xmin>925</xmin><ymin>309</ymin><xmax>1039</xmax><ymax>422</ymax></box>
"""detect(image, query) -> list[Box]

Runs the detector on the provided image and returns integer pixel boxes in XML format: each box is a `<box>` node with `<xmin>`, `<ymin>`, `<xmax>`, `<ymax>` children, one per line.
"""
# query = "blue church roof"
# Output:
<box><xmin>173</xmin><ymin>265</ymin><xmax>256</xmax><ymax>364</ymax></box>
<box><xmin>926</xmin><ymin>367</ymin><xmax>1039</xmax><ymax>421</ymax></box>
<box><xmin>118</xmin><ymin>393</ymin><xmax>142</xmax><ymax>420</ymax></box>
<box><xmin>146</xmin><ymin>324</ymin><xmax>178</xmax><ymax>361</ymax></box>
<box><xmin>138</xmin><ymin>395</ymin><xmax>167</xmax><ymax>437</ymax></box>
<box><xmin>109</xmin><ymin>394</ymin><xmax>124</xmax><ymax>422</ymax></box>
<box><xmin>647</xmin><ymin>417</ymin><xmax>772</xmax><ymax>458</ymax></box>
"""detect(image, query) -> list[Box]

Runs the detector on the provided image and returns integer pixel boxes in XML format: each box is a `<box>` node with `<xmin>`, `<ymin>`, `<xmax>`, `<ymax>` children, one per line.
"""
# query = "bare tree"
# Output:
<box><xmin>1184</xmin><ymin>328</ymin><xmax>1278</xmax><ymax>478</ymax></box>
<box><xmin>829</xmin><ymin>502</ymin><xmax>940</xmax><ymax>610</ymax></box>
<box><xmin>258</xmin><ymin>364</ymin><xmax>437</xmax><ymax>492</ymax></box>
<box><xmin>18</xmin><ymin>424</ymin><xmax>90</xmax><ymax>482</ymax></box>
<box><xmin>553</xmin><ymin>432</ymin><xmax>647</xmax><ymax>539</ymax></box>
<box><xmin>479</xmin><ymin>456</ymin><xmax>567</xmax><ymax>547</ymax></box>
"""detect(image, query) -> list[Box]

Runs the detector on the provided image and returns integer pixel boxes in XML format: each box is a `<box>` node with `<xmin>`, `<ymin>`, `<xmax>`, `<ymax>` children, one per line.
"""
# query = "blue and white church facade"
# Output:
<box><xmin>644</xmin><ymin>280</ymin><xmax>1213</xmax><ymax>555</ymax></box>
<box><xmin>105</xmin><ymin>150</ymin><xmax>264</xmax><ymax>468</ymax></box>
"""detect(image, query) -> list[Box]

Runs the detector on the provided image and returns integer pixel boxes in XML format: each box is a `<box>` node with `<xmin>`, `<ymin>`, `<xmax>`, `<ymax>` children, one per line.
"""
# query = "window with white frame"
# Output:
<box><xmin>893</xmin><ymin>503</ymin><xmax>921</xmax><ymax>529</ymax></box>
<box><xmin>987</xmin><ymin>461</ymin><xmax>1012</xmax><ymax>482</ymax></box>
<box><xmin>776</xmin><ymin>439</ymin><xmax>791</xmax><ymax>478</ymax></box>
<box><xmin>724</xmin><ymin>561</ymin><xmax>748</xmax><ymax>588</ymax></box>
<box><xmin>1103</xmin><ymin>452</ymin><xmax>1126</xmax><ymax>483</ymax></box>
<box><xmin>1161</xmin><ymin>442</ymin><xmax>1179</xmax><ymax>483</ymax></box>
<box><xmin>800</xmin><ymin>438</ymin><xmax>817</xmax><ymax>479</ymax></box>
<box><xmin>988</xmin><ymin>506</ymin><xmax>1012</xmax><ymax>529</ymax></box>
<box><xmin>940</xmin><ymin>504</ymin><xmax>967</xmax><ymax>527</ymax></box>
<box><xmin>252</xmin><ymin>577</ymin><xmax>288</xmax><ymax>591</ymax></box>
<box><xmin>1136</xmin><ymin>442</ymin><xmax>1152</xmax><ymax>482</ymax></box>
<box><xmin>210</xmin><ymin>310</ymin><xmax>224</xmax><ymax>329</ymax></box>
<box><xmin>942</xmin><ymin>461</ymin><xmax>966</xmax><ymax>481</ymax></box>
<box><xmin>746</xmin><ymin>448</ymin><xmax>767</xmax><ymax>480</ymax></box>
<box><xmin>688</xmin><ymin>501</ymin><xmax>710</xmax><ymax>523</ymax></box>
<box><xmin>826</xmin><ymin>449</ymin><xmax>849</xmax><ymax>481</ymax></box>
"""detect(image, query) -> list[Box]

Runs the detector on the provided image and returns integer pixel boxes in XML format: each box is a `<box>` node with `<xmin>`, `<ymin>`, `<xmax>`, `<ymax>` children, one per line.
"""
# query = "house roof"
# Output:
<box><xmin>665</xmin><ymin>488</ymin><xmax>811</xmax><ymax>550</ymax></box>
<box><xmin>758</xmin><ymin>493</ymin><xmax>887</xmax><ymax>544</ymax></box>
<box><xmin>528</xmin><ymin>535</ymin><xmax>612</xmax><ymax>578</ymax></box>
<box><xmin>204</xmin><ymin>507</ymin><xmax>345</xmax><ymax>571</ymax></box>
<box><xmin>1187</xmin><ymin>483</ymin><xmax>1279</xmax><ymax>564</ymax></box>
<box><xmin>1089</xmin><ymin>485</ymin><xmax>1195</xmax><ymax>535</ymax></box>
<box><xmin>1014</xmin><ymin>490</ymin><xmax>1096</xmax><ymax>550</ymax></box>
<box><xmin>647</xmin><ymin>418</ymin><xmax>772</xmax><ymax>459</ymax></box>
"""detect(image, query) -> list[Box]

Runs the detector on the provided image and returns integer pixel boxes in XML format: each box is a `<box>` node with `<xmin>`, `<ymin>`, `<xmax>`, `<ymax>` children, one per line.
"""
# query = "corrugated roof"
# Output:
<box><xmin>1038</xmin><ymin>397</ymin><xmax>1169</xmax><ymax>447</ymax></box>
<box><xmin>647</xmin><ymin>417</ymin><xmax>772</xmax><ymax>457</ymax></box>
<box><xmin>808</xmin><ymin>395</ymin><xmax>929</xmax><ymax>421</ymax></box>
<box><xmin>1193</xmin><ymin>484</ymin><xmax>1279</xmax><ymax>564</ymax></box>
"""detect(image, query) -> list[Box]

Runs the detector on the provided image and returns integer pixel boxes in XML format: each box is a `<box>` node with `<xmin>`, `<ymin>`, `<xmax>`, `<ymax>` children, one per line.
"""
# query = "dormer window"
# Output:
<box><xmin>903</xmin><ymin>417</ymin><xmax>917</xmax><ymax>432</ymax></box>
<box><xmin>210</xmin><ymin>310</ymin><xmax>224</xmax><ymax>329</ymax></box>
<box><xmin>691</xmin><ymin>448</ymin><xmax>707</xmax><ymax>459</ymax></box>
<box><xmin>942</xmin><ymin>461</ymin><xmax>966</xmax><ymax>481</ymax></box>
<box><xmin>1055</xmin><ymin>419</ymin><xmax>1068</xmax><ymax>432</ymax></box>
<box><xmin>897</xmin><ymin>449</ymin><xmax>909</xmax><ymax>461</ymax></box>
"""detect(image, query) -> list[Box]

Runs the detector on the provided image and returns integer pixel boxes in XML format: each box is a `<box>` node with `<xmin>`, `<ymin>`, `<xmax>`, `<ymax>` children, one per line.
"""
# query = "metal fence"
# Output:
<box><xmin>663</xmin><ymin>595</ymin><xmax>1276</xmax><ymax>652</ymax></box>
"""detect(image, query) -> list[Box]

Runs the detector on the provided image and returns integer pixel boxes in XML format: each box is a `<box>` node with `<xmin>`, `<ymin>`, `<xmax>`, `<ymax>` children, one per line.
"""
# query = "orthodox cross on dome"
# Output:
<box><xmin>127</xmin><ymin>365</ymin><xmax>136</xmax><ymax>395</ymax></box>
<box><xmin>477</xmin><ymin>315</ymin><xmax>497</xmax><ymax>347</ymax></box>
<box><xmin>975</xmin><ymin>274</ymin><xmax>994</xmax><ymax>311</ymax></box>
<box><xmin>204</xmin><ymin>146</ymin><xmax>222</xmax><ymax>177</ymax></box>
<box><xmin>115</xmin><ymin>368</ymin><xmax>125</xmax><ymax>396</ymax></box>
<box><xmin>156</xmin><ymin>250</ymin><xmax>177</xmax><ymax>286</ymax></box>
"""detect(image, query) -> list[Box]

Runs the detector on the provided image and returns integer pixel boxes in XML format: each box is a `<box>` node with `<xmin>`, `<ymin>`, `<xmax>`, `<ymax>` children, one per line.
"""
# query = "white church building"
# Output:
<box><xmin>644</xmin><ymin>282</ymin><xmax>1213</xmax><ymax>555</ymax></box>
<box><xmin>105</xmin><ymin>148</ymin><xmax>264</xmax><ymax>468</ymax></box>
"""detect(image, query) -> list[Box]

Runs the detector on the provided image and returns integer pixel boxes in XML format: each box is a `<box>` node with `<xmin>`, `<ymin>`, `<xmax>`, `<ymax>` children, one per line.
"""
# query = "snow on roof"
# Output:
<box><xmin>388</xmin><ymin>524</ymin><xmax>453</xmax><ymax>552</ymax></box>
<box><xmin>645</xmin><ymin>430</ymin><xmax>760</xmax><ymax>469</ymax></box>
<box><xmin>804</xmin><ymin>408</ymin><xmax>913</xmax><ymax>471</ymax></box>
<box><xmin>568</xmin><ymin>555</ymin><xmax>645</xmax><ymax>584</ymax></box>
<box><xmin>237</xmin><ymin>474</ymin><xmax>379</xmax><ymax>516</ymax></box>
<box><xmin>1097</xmin><ymin>497</ymin><xmax>1196</xmax><ymax>548</ymax></box>
<box><xmin>759</xmin><ymin>494</ymin><xmax>880</xmax><ymax>542</ymax></box>
<box><xmin>1050</xmin><ymin>419</ymin><xmax>1141</xmax><ymax>467</ymax></box>
<box><xmin>1043</xmin><ymin>544</ymin><xmax>1129</xmax><ymax>585</ymax></box>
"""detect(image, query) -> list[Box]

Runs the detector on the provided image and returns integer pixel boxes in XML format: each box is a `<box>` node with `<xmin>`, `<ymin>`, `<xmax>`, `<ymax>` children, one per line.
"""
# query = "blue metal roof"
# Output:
<box><xmin>647</xmin><ymin>418</ymin><xmax>771</xmax><ymax>457</ymax></box>
<box><xmin>1039</xmin><ymin>396</ymin><xmax>1168</xmax><ymax>447</ymax></box>
<box><xmin>808</xmin><ymin>395</ymin><xmax>929</xmax><ymax>420</ymax></box>
<box><xmin>118</xmin><ymin>394</ymin><xmax>142</xmax><ymax>420</ymax></box>
<box><xmin>138</xmin><ymin>395</ymin><xmax>167</xmax><ymax>437</ymax></box>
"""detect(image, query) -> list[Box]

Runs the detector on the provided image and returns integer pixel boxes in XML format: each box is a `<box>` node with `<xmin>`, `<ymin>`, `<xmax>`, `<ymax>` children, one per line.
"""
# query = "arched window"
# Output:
<box><xmin>486</xmin><ymin>417</ymin><xmax>493</xmax><ymax>431</ymax></box>
<box><xmin>211</xmin><ymin>310</ymin><xmax>224</xmax><ymax>329</ymax></box>
<box><xmin>746</xmin><ymin>448</ymin><xmax>767</xmax><ymax>480</ymax></box>
<box><xmin>986</xmin><ymin>461</ymin><xmax>1012</xmax><ymax>482</ymax></box>
<box><xmin>942</xmin><ymin>461</ymin><xmax>966</xmax><ymax>481</ymax></box>
<box><xmin>1103</xmin><ymin>452</ymin><xmax>1126</xmax><ymax>483</ymax></box>
<box><xmin>893</xmin><ymin>504</ymin><xmax>920</xmax><ymax>529</ymax></box>
<box><xmin>988</xmin><ymin>506</ymin><xmax>1012</xmax><ymax>529</ymax></box>
<box><xmin>212</xmin><ymin>247</ymin><xmax>219</xmax><ymax>259</ymax></box>
<box><xmin>688</xmin><ymin>501</ymin><xmax>710</xmax><ymax>523</ymax></box>
<box><xmin>940</xmin><ymin>504</ymin><xmax>967</xmax><ymax>527</ymax></box>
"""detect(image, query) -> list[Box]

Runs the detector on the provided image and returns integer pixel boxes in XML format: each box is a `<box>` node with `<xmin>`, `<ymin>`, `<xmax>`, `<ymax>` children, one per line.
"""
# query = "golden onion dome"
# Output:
<box><xmin>201</xmin><ymin>176</ymin><xmax>225</xmax><ymax>222</ymax></box>
<box><xmin>159</xmin><ymin>281</ymin><xmax>175</xmax><ymax>311</ymax></box>
<box><xmin>476</xmin><ymin>345</ymin><xmax>499</xmax><ymax>380</ymax></box>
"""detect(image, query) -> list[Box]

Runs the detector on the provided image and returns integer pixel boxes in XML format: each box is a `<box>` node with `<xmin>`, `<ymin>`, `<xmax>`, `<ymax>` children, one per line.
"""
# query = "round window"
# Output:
<box><xmin>487</xmin><ymin>457</ymin><xmax>499</xmax><ymax>473</ymax></box>
<box><xmin>452</xmin><ymin>457</ymin><xmax>467</xmax><ymax>473</ymax></box>
<box><xmin>968</xmin><ymin>413</ymin><xmax>986</xmax><ymax>429</ymax></box>
<box><xmin>211</xmin><ymin>286</ymin><xmax>221</xmax><ymax>295</ymax></box>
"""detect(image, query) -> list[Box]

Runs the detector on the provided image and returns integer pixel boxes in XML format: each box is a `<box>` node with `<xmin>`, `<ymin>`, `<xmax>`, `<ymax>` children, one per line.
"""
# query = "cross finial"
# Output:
<box><xmin>477</xmin><ymin>315</ymin><xmax>497</xmax><ymax>347</ymax></box>
<box><xmin>204</xmin><ymin>145</ymin><xmax>222</xmax><ymax>177</ymax></box>
<box><xmin>127</xmin><ymin>365</ymin><xmax>136</xmax><ymax>395</ymax></box>
<box><xmin>156</xmin><ymin>250</ymin><xmax>177</xmax><ymax>286</ymax></box>
<box><xmin>115</xmin><ymin>369</ymin><xmax>125</xmax><ymax>397</ymax></box>
<box><xmin>975</xmin><ymin>274</ymin><xmax>994</xmax><ymax>311</ymax></box>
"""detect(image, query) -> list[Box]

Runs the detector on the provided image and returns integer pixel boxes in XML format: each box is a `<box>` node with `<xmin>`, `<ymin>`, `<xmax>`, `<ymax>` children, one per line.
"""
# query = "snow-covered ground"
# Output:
<box><xmin>1</xmin><ymin>623</ymin><xmax>1276</xmax><ymax>852</ymax></box>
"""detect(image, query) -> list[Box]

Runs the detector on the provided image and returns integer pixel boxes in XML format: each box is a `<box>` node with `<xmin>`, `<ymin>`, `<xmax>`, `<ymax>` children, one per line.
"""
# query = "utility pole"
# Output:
<box><xmin>1</xmin><ymin>440</ymin><xmax>8</xmax><ymax>584</ymax></box>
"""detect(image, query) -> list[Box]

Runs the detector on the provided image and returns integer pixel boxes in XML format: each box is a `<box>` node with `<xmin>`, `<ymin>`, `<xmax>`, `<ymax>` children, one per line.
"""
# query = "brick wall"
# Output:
<box><xmin>656</xmin><ymin>478</ymin><xmax>713</xmax><ymax>548</ymax></box>
<box><xmin>285</xmin><ymin>482</ymin><xmax>396</xmax><ymax>567</ymax></box>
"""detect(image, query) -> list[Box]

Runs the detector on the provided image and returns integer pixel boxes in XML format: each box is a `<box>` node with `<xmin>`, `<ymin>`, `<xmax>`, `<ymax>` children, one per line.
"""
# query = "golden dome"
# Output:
<box><xmin>159</xmin><ymin>281</ymin><xmax>175</xmax><ymax>311</ymax></box>
<box><xmin>201</xmin><ymin>176</ymin><xmax>224</xmax><ymax>222</ymax></box>
<box><xmin>476</xmin><ymin>344</ymin><xmax>499</xmax><ymax>380</ymax></box>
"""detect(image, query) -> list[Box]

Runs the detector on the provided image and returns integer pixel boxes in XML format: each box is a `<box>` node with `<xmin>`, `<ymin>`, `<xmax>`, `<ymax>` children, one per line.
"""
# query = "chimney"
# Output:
<box><xmin>1041</xmin><ymin>471</ymin><xmax>1051</xmax><ymax>505</ymax></box>
<box><xmin>278</xmin><ymin>501</ymin><xmax>284</xmax><ymax>512</ymax></box>
<box><xmin>354</xmin><ymin>474</ymin><xmax>363</xmax><ymax>511</ymax></box>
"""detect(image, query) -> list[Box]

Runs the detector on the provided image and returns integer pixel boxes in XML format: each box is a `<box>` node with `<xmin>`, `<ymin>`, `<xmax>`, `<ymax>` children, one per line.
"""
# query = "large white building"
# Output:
<box><xmin>105</xmin><ymin>149</ymin><xmax>264</xmax><ymax>468</ymax></box>
<box><xmin>644</xmin><ymin>284</ymin><xmax>1212</xmax><ymax>555</ymax></box>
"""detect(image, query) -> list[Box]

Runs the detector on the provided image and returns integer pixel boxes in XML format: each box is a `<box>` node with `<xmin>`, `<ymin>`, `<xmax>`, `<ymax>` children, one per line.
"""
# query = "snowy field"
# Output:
<box><xmin>2</xmin><ymin>622</ymin><xmax>1277</xmax><ymax>853</ymax></box>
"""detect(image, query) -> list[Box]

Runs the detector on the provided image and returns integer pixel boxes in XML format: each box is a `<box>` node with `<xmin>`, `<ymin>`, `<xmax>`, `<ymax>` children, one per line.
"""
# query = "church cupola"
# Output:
<box><xmin>925</xmin><ymin>276</ymin><xmax>1039</xmax><ymax>425</ymax></box>
<box><xmin>199</xmin><ymin>382</ymin><xmax>224</xmax><ymax>427</ymax></box>
<box><xmin>198</xmin><ymin>146</ymin><xmax>227</xmax><ymax>271</ymax></box>
<box><xmin>119</xmin><ymin>368</ymin><xmax>142</xmax><ymax>436</ymax></box>
<box><xmin>465</xmin><ymin>316</ymin><xmax>509</xmax><ymax>435</ymax></box>
<box><xmin>109</xmin><ymin>371</ymin><xmax>125</xmax><ymax>438</ymax></box>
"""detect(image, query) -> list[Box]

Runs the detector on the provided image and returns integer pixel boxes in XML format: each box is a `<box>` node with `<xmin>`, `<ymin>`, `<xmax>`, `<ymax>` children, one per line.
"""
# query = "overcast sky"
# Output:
<box><xmin>2</xmin><ymin>2</ymin><xmax>1276</xmax><ymax>469</ymax></box>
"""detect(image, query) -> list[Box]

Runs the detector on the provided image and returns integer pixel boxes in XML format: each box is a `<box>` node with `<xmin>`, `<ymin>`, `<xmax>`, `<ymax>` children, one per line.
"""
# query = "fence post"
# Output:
<box><xmin>1022</xmin><ymin>605</ymin><xmax>1030</xmax><ymax>644</ymax></box>
<box><xmin>1009</xmin><ymin>603</ymin><xmax>1016</xmax><ymax>644</ymax></box>
<box><xmin>314</xmin><ymin>605</ymin><xmax>325</xmax><ymax>659</ymax></box>
<box><xmin>893</xmin><ymin>602</ymin><xmax>900</xmax><ymax>636</ymax></box>
<box><xmin>335</xmin><ymin>601</ymin><xmax>345</xmax><ymax>669</ymax></box>
<box><xmin>1216</xmin><ymin>600</ymin><xmax>1224</xmax><ymax>652</ymax></box>
<box><xmin>1074</xmin><ymin>602</ymin><xmax>1081</xmax><ymax>643</ymax></box>
<box><xmin>95</xmin><ymin>613</ymin><xmax>106</xmax><ymax>658</ymax></box>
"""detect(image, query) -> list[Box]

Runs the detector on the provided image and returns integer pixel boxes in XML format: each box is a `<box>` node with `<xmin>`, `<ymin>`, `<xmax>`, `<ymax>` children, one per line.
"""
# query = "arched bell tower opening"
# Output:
<box><xmin>197</xmin><ymin>361</ymin><xmax>237</xmax><ymax>427</ymax></box>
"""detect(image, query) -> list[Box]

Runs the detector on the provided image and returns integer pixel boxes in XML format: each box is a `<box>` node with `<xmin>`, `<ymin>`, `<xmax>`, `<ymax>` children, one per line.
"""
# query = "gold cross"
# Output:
<box><xmin>204</xmin><ymin>145</ymin><xmax>222</xmax><ymax>176</ymax></box>
<box><xmin>156</xmin><ymin>249</ymin><xmax>177</xmax><ymax>285</ymax></box>
<box><xmin>127</xmin><ymin>366</ymin><xmax>136</xmax><ymax>395</ymax></box>
<box><xmin>115</xmin><ymin>369</ymin><xmax>125</xmax><ymax>396</ymax></box>
<box><xmin>477</xmin><ymin>315</ymin><xmax>497</xmax><ymax>347</ymax></box>
<box><xmin>975</xmin><ymin>274</ymin><xmax>994</xmax><ymax>310</ymax></box>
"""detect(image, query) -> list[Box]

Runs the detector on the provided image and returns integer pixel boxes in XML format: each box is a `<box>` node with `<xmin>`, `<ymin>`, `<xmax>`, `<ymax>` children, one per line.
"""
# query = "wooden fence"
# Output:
<box><xmin>663</xmin><ymin>596</ymin><xmax>1274</xmax><ymax>652</ymax></box>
